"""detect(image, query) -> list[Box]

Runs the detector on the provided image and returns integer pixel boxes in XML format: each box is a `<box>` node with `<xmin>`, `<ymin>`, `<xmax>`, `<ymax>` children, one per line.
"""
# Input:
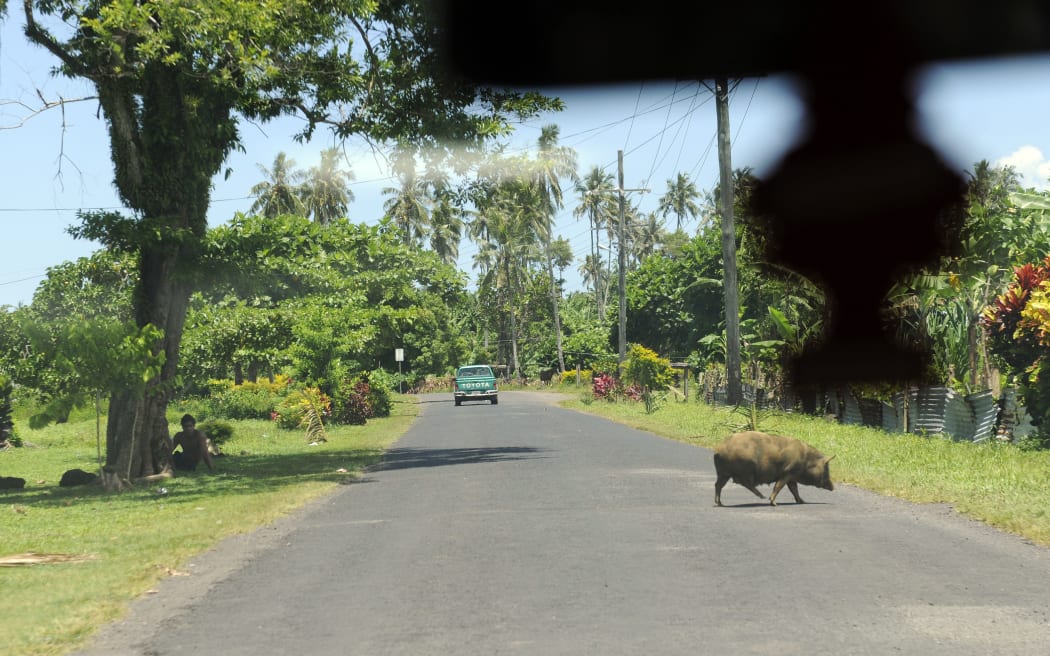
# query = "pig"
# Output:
<box><xmin>713</xmin><ymin>431</ymin><xmax>834</xmax><ymax>506</ymax></box>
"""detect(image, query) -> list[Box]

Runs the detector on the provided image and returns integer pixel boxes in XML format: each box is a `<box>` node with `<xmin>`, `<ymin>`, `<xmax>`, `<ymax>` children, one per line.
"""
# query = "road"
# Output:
<box><xmin>76</xmin><ymin>391</ymin><xmax>1050</xmax><ymax>655</ymax></box>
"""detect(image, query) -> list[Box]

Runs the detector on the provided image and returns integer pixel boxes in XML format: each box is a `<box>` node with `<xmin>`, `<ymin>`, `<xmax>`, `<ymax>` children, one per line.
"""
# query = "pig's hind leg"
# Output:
<box><xmin>714</xmin><ymin>473</ymin><xmax>730</xmax><ymax>506</ymax></box>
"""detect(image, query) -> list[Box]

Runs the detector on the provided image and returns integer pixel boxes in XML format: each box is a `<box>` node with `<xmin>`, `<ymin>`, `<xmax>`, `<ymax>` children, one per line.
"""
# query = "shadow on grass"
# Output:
<box><xmin>0</xmin><ymin>446</ymin><xmax>389</xmax><ymax>510</ymax></box>
<box><xmin>368</xmin><ymin>446</ymin><xmax>550</xmax><ymax>471</ymax></box>
<box><xmin>1</xmin><ymin>445</ymin><xmax>550</xmax><ymax>509</ymax></box>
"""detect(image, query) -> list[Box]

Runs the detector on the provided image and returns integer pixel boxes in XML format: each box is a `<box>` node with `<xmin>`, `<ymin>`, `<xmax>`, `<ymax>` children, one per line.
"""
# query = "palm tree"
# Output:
<box><xmin>382</xmin><ymin>151</ymin><xmax>431</xmax><ymax>248</ymax></box>
<box><xmin>532</xmin><ymin>125</ymin><xmax>578</xmax><ymax>373</ymax></box>
<box><xmin>250</xmin><ymin>152</ymin><xmax>306</xmax><ymax>218</ymax></box>
<box><xmin>469</xmin><ymin>170</ymin><xmax>546</xmax><ymax>379</ymax></box>
<box><xmin>302</xmin><ymin>148</ymin><xmax>355</xmax><ymax>225</ymax></box>
<box><xmin>429</xmin><ymin>185</ymin><xmax>465</xmax><ymax>266</ymax></box>
<box><xmin>573</xmin><ymin>166</ymin><xmax>617</xmax><ymax>318</ymax></box>
<box><xmin>578</xmin><ymin>254</ymin><xmax>609</xmax><ymax>311</ymax></box>
<box><xmin>658</xmin><ymin>172</ymin><xmax>702</xmax><ymax>231</ymax></box>
<box><xmin>633</xmin><ymin>210</ymin><xmax>665</xmax><ymax>261</ymax></box>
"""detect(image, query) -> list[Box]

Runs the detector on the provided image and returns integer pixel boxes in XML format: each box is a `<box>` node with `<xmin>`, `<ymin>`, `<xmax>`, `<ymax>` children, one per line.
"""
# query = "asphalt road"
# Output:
<box><xmin>76</xmin><ymin>391</ymin><xmax>1050</xmax><ymax>655</ymax></box>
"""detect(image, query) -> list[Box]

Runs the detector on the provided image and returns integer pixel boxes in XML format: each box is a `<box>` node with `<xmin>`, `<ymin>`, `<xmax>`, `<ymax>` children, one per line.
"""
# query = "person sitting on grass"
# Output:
<box><xmin>172</xmin><ymin>414</ymin><xmax>214</xmax><ymax>473</ymax></box>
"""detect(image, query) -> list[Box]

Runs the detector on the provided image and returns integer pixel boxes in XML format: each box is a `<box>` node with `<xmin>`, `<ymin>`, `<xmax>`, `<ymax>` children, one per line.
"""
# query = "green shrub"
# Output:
<box><xmin>0</xmin><ymin>375</ymin><xmax>18</xmax><ymax>447</ymax></box>
<box><xmin>624</xmin><ymin>344</ymin><xmax>675</xmax><ymax>391</ymax></box>
<box><xmin>273</xmin><ymin>387</ymin><xmax>331</xmax><ymax>441</ymax></box>
<box><xmin>209</xmin><ymin>375</ymin><xmax>294</xmax><ymax>420</ymax></box>
<box><xmin>364</xmin><ymin>369</ymin><xmax>394</xmax><ymax>418</ymax></box>
<box><xmin>333</xmin><ymin>377</ymin><xmax>373</xmax><ymax>425</ymax></box>
<box><xmin>561</xmin><ymin>369</ymin><xmax>592</xmax><ymax>385</ymax></box>
<box><xmin>196</xmin><ymin>419</ymin><xmax>234</xmax><ymax>446</ymax></box>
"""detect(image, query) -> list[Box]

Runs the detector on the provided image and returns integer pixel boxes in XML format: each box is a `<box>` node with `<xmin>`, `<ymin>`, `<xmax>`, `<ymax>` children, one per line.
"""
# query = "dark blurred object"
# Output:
<box><xmin>435</xmin><ymin>1</ymin><xmax>1050</xmax><ymax>387</ymax></box>
<box><xmin>436</xmin><ymin>2</ymin><xmax>1050</xmax><ymax>86</ymax></box>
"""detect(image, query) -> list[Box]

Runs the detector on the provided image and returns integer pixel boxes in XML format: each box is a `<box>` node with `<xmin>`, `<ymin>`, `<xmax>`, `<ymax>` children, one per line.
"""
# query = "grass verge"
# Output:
<box><xmin>561</xmin><ymin>394</ymin><xmax>1050</xmax><ymax>548</ymax></box>
<box><xmin>0</xmin><ymin>397</ymin><xmax>418</xmax><ymax>656</ymax></box>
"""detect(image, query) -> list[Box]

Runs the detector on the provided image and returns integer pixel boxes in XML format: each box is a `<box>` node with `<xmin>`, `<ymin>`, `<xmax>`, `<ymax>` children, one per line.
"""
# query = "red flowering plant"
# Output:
<box><xmin>982</xmin><ymin>258</ymin><xmax>1050</xmax><ymax>371</ymax></box>
<box><xmin>982</xmin><ymin>256</ymin><xmax>1050</xmax><ymax>441</ymax></box>
<box><xmin>592</xmin><ymin>372</ymin><xmax>621</xmax><ymax>401</ymax></box>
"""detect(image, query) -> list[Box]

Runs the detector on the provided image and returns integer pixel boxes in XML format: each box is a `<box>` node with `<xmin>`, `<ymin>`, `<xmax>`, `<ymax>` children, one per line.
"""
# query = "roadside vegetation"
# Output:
<box><xmin>560</xmin><ymin>388</ymin><xmax>1050</xmax><ymax>548</ymax></box>
<box><xmin>0</xmin><ymin>399</ymin><xmax>417</xmax><ymax>656</ymax></box>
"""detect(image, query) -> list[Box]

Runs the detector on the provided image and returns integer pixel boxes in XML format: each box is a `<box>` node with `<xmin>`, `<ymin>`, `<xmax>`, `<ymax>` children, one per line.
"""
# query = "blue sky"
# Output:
<box><xmin>4</xmin><ymin>13</ymin><xmax>1050</xmax><ymax>308</ymax></box>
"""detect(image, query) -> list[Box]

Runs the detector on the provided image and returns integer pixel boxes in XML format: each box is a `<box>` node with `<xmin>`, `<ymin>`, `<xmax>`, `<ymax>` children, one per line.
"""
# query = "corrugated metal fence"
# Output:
<box><xmin>832</xmin><ymin>386</ymin><xmax>1024</xmax><ymax>442</ymax></box>
<box><xmin>708</xmin><ymin>381</ymin><xmax>1032</xmax><ymax>443</ymax></box>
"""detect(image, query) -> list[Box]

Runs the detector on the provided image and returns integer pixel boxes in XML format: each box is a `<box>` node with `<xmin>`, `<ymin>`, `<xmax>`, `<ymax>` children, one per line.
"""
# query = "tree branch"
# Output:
<box><xmin>22</xmin><ymin>0</ymin><xmax>88</xmax><ymax>77</ymax></box>
<box><xmin>0</xmin><ymin>94</ymin><xmax>97</xmax><ymax>130</ymax></box>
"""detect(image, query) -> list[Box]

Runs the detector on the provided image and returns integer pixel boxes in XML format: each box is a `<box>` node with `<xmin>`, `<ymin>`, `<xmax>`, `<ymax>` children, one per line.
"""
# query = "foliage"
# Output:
<box><xmin>206</xmin><ymin>375</ymin><xmax>294</xmax><ymax>421</ymax></box>
<box><xmin>18</xmin><ymin>319</ymin><xmax>165</xmax><ymax>428</ymax></box>
<box><xmin>592</xmin><ymin>372</ymin><xmax>620</xmax><ymax>401</ymax></box>
<box><xmin>615</xmin><ymin>345</ymin><xmax>675</xmax><ymax>414</ymax></box>
<box><xmin>884</xmin><ymin>162</ymin><xmax>1050</xmax><ymax>390</ymax></box>
<box><xmin>560</xmin><ymin>369</ymin><xmax>593</xmax><ymax>384</ymax></box>
<box><xmin>0</xmin><ymin>252</ymin><xmax>140</xmax><ymax>424</ymax></box>
<box><xmin>195</xmin><ymin>214</ymin><xmax>469</xmax><ymax>392</ymax></box>
<box><xmin>196</xmin><ymin>420</ymin><xmax>234</xmax><ymax>446</ymax></box>
<box><xmin>982</xmin><ymin>257</ymin><xmax>1050</xmax><ymax>442</ymax></box>
<box><xmin>728</xmin><ymin>400</ymin><xmax>780</xmax><ymax>433</ymax></box>
<box><xmin>361</xmin><ymin>369</ymin><xmax>396</xmax><ymax>418</ymax></box>
<box><xmin>0</xmin><ymin>375</ymin><xmax>17</xmax><ymax>447</ymax></box>
<box><xmin>333</xmin><ymin>377</ymin><xmax>375</xmax><ymax>426</ymax></box>
<box><xmin>558</xmin><ymin>292</ymin><xmax>614</xmax><ymax>371</ymax></box>
<box><xmin>179</xmin><ymin>299</ymin><xmax>294</xmax><ymax>394</ymax></box>
<box><xmin>622</xmin><ymin>344</ymin><xmax>675</xmax><ymax>392</ymax></box>
<box><xmin>623</xmin><ymin>227</ymin><xmax>724</xmax><ymax>360</ymax></box>
<box><xmin>274</xmin><ymin>387</ymin><xmax>331</xmax><ymax>441</ymax></box>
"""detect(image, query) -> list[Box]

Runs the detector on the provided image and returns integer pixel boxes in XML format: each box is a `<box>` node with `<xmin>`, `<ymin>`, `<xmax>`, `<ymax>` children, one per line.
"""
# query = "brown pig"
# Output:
<box><xmin>713</xmin><ymin>431</ymin><xmax>834</xmax><ymax>506</ymax></box>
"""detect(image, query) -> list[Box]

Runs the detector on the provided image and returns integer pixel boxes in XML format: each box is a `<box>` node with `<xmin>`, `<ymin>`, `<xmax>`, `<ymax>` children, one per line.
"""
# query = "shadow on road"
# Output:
<box><xmin>368</xmin><ymin>446</ymin><xmax>550</xmax><ymax>471</ymax></box>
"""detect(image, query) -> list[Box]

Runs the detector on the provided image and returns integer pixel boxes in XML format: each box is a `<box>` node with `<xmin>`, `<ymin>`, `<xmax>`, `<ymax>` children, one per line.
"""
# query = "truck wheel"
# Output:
<box><xmin>491</xmin><ymin>397</ymin><xmax>498</xmax><ymax>405</ymax></box>
<box><xmin>455</xmin><ymin>399</ymin><xmax>461</xmax><ymax>406</ymax></box>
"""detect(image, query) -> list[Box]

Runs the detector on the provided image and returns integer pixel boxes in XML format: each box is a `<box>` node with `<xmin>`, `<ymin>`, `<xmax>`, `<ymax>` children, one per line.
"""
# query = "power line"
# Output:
<box><xmin>0</xmin><ymin>274</ymin><xmax>45</xmax><ymax>287</ymax></box>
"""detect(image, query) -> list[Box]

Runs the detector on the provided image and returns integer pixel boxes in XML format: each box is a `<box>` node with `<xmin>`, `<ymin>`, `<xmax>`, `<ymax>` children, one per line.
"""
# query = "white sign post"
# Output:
<box><xmin>395</xmin><ymin>349</ymin><xmax>404</xmax><ymax>393</ymax></box>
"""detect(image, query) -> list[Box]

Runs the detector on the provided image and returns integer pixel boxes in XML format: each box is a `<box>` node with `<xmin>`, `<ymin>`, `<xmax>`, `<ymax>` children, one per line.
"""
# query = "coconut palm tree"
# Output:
<box><xmin>429</xmin><ymin>185</ymin><xmax>466</xmax><ymax>266</ymax></box>
<box><xmin>250</xmin><ymin>152</ymin><xmax>306</xmax><ymax>218</ymax></box>
<box><xmin>658</xmin><ymin>172</ymin><xmax>702</xmax><ymax>231</ymax></box>
<box><xmin>382</xmin><ymin>151</ymin><xmax>432</xmax><ymax>248</ymax></box>
<box><xmin>573</xmin><ymin>167</ymin><xmax>617</xmax><ymax>317</ymax></box>
<box><xmin>302</xmin><ymin>148</ymin><xmax>355</xmax><ymax>225</ymax></box>
<box><xmin>469</xmin><ymin>169</ymin><xmax>547</xmax><ymax>378</ymax></box>
<box><xmin>532</xmin><ymin>125</ymin><xmax>578</xmax><ymax>372</ymax></box>
<box><xmin>633</xmin><ymin>210</ymin><xmax>666</xmax><ymax>261</ymax></box>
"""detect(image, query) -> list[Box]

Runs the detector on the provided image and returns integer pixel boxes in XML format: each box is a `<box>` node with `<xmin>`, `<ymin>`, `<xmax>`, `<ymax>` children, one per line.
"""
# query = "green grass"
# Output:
<box><xmin>561</xmin><ymin>394</ymin><xmax>1050</xmax><ymax>547</ymax></box>
<box><xmin>0</xmin><ymin>397</ymin><xmax>418</xmax><ymax>656</ymax></box>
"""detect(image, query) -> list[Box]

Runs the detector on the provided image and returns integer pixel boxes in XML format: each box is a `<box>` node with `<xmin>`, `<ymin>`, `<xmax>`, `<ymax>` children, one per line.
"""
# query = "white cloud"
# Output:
<box><xmin>995</xmin><ymin>146</ymin><xmax>1050</xmax><ymax>190</ymax></box>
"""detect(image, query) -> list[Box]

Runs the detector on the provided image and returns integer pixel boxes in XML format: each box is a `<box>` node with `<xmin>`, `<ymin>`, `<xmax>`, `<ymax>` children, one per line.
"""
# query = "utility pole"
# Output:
<box><xmin>617</xmin><ymin>150</ymin><xmax>628</xmax><ymax>373</ymax></box>
<box><xmin>716</xmin><ymin>77</ymin><xmax>743</xmax><ymax>405</ymax></box>
<box><xmin>613</xmin><ymin>150</ymin><xmax>649</xmax><ymax>377</ymax></box>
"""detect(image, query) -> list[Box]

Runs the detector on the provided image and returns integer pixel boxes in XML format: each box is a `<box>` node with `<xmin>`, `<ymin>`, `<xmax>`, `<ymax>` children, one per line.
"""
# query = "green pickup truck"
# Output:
<box><xmin>453</xmin><ymin>364</ymin><xmax>499</xmax><ymax>406</ymax></box>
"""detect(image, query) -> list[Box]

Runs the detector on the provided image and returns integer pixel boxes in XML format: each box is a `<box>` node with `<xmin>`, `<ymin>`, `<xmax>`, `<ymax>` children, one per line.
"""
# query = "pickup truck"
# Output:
<box><xmin>453</xmin><ymin>365</ymin><xmax>499</xmax><ymax>406</ymax></box>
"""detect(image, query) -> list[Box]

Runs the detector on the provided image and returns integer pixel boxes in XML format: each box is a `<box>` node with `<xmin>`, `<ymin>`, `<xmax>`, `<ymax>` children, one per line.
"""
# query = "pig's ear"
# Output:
<box><xmin>825</xmin><ymin>455</ymin><xmax>835</xmax><ymax>463</ymax></box>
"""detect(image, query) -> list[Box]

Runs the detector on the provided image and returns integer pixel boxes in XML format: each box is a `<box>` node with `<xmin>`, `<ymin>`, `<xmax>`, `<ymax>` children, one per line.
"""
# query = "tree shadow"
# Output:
<box><xmin>368</xmin><ymin>446</ymin><xmax>550</xmax><ymax>471</ymax></box>
<box><xmin>0</xmin><ymin>446</ymin><xmax>550</xmax><ymax>510</ymax></box>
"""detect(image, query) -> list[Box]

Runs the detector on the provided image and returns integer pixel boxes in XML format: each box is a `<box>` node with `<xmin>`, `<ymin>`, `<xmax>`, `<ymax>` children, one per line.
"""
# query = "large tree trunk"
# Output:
<box><xmin>103</xmin><ymin>248</ymin><xmax>192</xmax><ymax>490</ymax></box>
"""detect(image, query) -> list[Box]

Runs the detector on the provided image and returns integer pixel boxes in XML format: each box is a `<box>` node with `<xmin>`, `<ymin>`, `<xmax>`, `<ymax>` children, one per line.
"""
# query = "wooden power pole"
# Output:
<box><xmin>617</xmin><ymin>150</ymin><xmax>627</xmax><ymax>373</ymax></box>
<box><xmin>715</xmin><ymin>77</ymin><xmax>743</xmax><ymax>405</ymax></box>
